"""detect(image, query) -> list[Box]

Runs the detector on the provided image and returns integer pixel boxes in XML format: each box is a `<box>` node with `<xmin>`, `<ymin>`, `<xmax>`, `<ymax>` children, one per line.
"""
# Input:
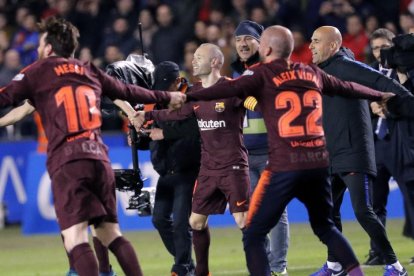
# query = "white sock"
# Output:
<box><xmin>390</xmin><ymin>261</ymin><xmax>403</xmax><ymax>271</ymax></box>
<box><xmin>327</xmin><ymin>261</ymin><xmax>342</xmax><ymax>271</ymax></box>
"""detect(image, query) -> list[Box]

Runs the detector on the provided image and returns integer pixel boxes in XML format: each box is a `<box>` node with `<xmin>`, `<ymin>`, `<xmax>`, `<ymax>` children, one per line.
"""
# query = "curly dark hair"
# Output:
<box><xmin>37</xmin><ymin>17</ymin><xmax>80</xmax><ymax>58</ymax></box>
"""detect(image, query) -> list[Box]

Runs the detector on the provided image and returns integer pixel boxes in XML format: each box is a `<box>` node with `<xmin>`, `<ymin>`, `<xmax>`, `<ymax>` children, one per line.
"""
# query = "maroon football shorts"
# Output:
<box><xmin>192</xmin><ymin>170</ymin><xmax>250</xmax><ymax>215</ymax></box>
<box><xmin>51</xmin><ymin>159</ymin><xmax>118</xmax><ymax>230</ymax></box>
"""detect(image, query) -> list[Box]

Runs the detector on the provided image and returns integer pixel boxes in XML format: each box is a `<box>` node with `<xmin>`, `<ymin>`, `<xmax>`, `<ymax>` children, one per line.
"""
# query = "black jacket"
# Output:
<box><xmin>318</xmin><ymin>47</ymin><xmax>409</xmax><ymax>176</ymax></box>
<box><xmin>149</xmin><ymin>104</ymin><xmax>201</xmax><ymax>176</ymax></box>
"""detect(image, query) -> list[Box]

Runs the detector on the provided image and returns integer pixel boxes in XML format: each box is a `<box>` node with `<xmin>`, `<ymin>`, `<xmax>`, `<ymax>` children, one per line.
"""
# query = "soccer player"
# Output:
<box><xmin>0</xmin><ymin>17</ymin><xmax>185</xmax><ymax>276</ymax></box>
<box><xmin>309</xmin><ymin>26</ymin><xmax>407</xmax><ymax>276</ymax></box>
<box><xmin>180</xmin><ymin>26</ymin><xmax>395</xmax><ymax>276</ymax></box>
<box><xmin>136</xmin><ymin>43</ymin><xmax>250</xmax><ymax>276</ymax></box>
<box><xmin>231</xmin><ymin>20</ymin><xmax>289</xmax><ymax>276</ymax></box>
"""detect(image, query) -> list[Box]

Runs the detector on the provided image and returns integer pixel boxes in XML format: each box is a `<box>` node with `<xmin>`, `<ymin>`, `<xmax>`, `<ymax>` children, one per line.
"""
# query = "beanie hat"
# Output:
<box><xmin>153</xmin><ymin>61</ymin><xmax>180</xmax><ymax>90</ymax></box>
<box><xmin>234</xmin><ymin>20</ymin><xmax>264</xmax><ymax>41</ymax></box>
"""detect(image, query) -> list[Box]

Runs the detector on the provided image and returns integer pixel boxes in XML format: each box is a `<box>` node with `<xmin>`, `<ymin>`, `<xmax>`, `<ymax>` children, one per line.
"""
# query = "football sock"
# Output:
<box><xmin>70</xmin><ymin>243</ymin><xmax>98</xmax><ymax>276</ymax></box>
<box><xmin>61</xmin><ymin>234</ymin><xmax>75</xmax><ymax>270</ymax></box>
<box><xmin>327</xmin><ymin>261</ymin><xmax>342</xmax><ymax>271</ymax></box>
<box><xmin>108</xmin><ymin>236</ymin><xmax>143</xmax><ymax>276</ymax></box>
<box><xmin>390</xmin><ymin>261</ymin><xmax>403</xmax><ymax>271</ymax></box>
<box><xmin>193</xmin><ymin>226</ymin><xmax>211</xmax><ymax>276</ymax></box>
<box><xmin>93</xmin><ymin>237</ymin><xmax>111</xmax><ymax>273</ymax></box>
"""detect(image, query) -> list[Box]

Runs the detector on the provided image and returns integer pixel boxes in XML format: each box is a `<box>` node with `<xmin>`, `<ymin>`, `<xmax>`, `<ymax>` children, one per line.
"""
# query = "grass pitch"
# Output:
<box><xmin>0</xmin><ymin>219</ymin><xmax>413</xmax><ymax>275</ymax></box>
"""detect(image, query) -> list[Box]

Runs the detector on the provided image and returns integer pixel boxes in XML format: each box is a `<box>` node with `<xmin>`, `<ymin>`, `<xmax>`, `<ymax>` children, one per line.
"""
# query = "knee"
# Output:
<box><xmin>233</xmin><ymin>212</ymin><xmax>247</xmax><ymax>229</ymax></box>
<box><xmin>189</xmin><ymin>218</ymin><xmax>206</xmax><ymax>231</ymax></box>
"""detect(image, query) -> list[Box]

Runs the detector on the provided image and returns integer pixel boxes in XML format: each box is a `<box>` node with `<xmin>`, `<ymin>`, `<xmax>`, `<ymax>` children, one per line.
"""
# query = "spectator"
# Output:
<box><xmin>342</xmin><ymin>13</ymin><xmax>369</xmax><ymax>62</ymax></box>
<box><xmin>0</xmin><ymin>48</ymin><xmax>22</xmax><ymax>86</ymax></box>
<box><xmin>98</xmin><ymin>17</ymin><xmax>139</xmax><ymax>58</ymax></box>
<box><xmin>134</xmin><ymin>9</ymin><xmax>158</xmax><ymax>54</ymax></box>
<box><xmin>290</xmin><ymin>27</ymin><xmax>313</xmax><ymax>64</ymax></box>
<box><xmin>10</xmin><ymin>13</ymin><xmax>39</xmax><ymax>66</ymax></box>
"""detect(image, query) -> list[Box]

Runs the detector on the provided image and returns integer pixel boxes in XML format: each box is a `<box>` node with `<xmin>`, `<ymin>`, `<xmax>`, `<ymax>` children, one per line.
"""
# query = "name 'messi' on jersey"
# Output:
<box><xmin>197</xmin><ymin>119</ymin><xmax>226</xmax><ymax>131</ymax></box>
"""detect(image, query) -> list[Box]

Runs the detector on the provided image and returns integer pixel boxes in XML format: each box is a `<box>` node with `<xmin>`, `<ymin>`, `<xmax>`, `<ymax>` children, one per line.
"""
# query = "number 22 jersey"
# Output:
<box><xmin>187</xmin><ymin>59</ymin><xmax>384</xmax><ymax>173</ymax></box>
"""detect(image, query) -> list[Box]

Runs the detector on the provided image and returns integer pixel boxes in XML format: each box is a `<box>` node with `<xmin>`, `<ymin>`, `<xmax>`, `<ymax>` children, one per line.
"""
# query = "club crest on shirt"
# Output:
<box><xmin>215</xmin><ymin>102</ymin><xmax>225</xmax><ymax>112</ymax></box>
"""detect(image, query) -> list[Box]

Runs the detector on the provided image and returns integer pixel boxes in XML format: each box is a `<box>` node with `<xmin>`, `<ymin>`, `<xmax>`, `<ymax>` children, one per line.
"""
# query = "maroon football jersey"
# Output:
<box><xmin>0</xmin><ymin>56</ymin><xmax>171</xmax><ymax>175</ymax></box>
<box><xmin>146</xmin><ymin>77</ymin><xmax>248</xmax><ymax>176</ymax></box>
<box><xmin>187</xmin><ymin>59</ymin><xmax>383</xmax><ymax>172</ymax></box>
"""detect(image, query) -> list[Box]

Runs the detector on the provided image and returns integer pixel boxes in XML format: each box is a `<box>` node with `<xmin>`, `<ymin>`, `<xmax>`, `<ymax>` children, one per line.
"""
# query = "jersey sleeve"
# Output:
<box><xmin>145</xmin><ymin>102</ymin><xmax>195</xmax><ymax>121</ymax></box>
<box><xmin>95</xmin><ymin>64</ymin><xmax>171</xmax><ymax>104</ymax></box>
<box><xmin>315</xmin><ymin>66</ymin><xmax>384</xmax><ymax>101</ymax></box>
<box><xmin>187</xmin><ymin>69</ymin><xmax>262</xmax><ymax>102</ymax></box>
<box><xmin>0</xmin><ymin>71</ymin><xmax>32</xmax><ymax>108</ymax></box>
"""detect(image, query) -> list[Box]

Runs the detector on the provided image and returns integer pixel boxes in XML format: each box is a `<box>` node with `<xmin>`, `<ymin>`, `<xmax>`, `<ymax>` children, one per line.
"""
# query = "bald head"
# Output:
<box><xmin>309</xmin><ymin>26</ymin><xmax>342</xmax><ymax>64</ymax></box>
<box><xmin>259</xmin><ymin>25</ymin><xmax>293</xmax><ymax>61</ymax></box>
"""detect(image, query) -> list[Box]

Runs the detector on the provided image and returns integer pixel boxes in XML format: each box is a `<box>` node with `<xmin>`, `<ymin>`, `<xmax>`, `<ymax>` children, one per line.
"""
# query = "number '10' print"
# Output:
<box><xmin>55</xmin><ymin>85</ymin><xmax>101</xmax><ymax>133</ymax></box>
<box><xmin>275</xmin><ymin>90</ymin><xmax>324</xmax><ymax>138</ymax></box>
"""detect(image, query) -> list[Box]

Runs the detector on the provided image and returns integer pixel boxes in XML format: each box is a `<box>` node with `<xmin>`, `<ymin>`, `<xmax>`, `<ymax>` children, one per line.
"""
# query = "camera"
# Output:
<box><xmin>380</xmin><ymin>33</ymin><xmax>414</xmax><ymax>72</ymax></box>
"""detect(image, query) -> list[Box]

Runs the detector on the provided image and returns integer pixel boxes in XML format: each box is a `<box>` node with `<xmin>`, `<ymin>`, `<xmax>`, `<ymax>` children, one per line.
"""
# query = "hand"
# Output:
<box><xmin>380</xmin><ymin>92</ymin><xmax>395</xmax><ymax>102</ymax></box>
<box><xmin>143</xmin><ymin>128</ymin><xmax>164</xmax><ymax>140</ymax></box>
<box><xmin>168</xmin><ymin>92</ymin><xmax>186</xmax><ymax>110</ymax></box>
<box><xmin>129</xmin><ymin>111</ymin><xmax>146</xmax><ymax>131</ymax></box>
<box><xmin>370</xmin><ymin>101</ymin><xmax>385</xmax><ymax>118</ymax></box>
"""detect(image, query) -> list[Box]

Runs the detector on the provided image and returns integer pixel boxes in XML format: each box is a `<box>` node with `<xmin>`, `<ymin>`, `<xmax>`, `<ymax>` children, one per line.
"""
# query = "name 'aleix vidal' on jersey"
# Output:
<box><xmin>197</xmin><ymin>119</ymin><xmax>226</xmax><ymax>131</ymax></box>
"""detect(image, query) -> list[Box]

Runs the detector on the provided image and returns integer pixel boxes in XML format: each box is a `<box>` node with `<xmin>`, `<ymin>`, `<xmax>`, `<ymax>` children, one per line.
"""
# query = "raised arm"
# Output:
<box><xmin>0</xmin><ymin>100</ymin><xmax>35</xmax><ymax>127</ymax></box>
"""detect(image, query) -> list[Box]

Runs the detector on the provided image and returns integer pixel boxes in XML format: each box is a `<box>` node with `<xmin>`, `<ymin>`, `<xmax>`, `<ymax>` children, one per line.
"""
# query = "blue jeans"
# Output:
<box><xmin>248</xmin><ymin>153</ymin><xmax>290</xmax><ymax>272</ymax></box>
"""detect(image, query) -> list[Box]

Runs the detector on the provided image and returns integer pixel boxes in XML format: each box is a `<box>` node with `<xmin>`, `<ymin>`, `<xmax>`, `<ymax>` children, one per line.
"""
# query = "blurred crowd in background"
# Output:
<box><xmin>0</xmin><ymin>0</ymin><xmax>414</xmax><ymax>140</ymax></box>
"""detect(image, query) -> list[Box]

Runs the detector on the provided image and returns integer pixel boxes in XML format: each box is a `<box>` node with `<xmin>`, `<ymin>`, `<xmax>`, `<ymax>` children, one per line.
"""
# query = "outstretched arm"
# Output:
<box><xmin>0</xmin><ymin>100</ymin><xmax>35</xmax><ymax>127</ymax></box>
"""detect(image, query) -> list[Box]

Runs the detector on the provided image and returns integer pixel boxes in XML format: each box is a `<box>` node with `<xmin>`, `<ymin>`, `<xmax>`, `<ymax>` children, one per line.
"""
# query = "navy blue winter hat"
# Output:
<box><xmin>234</xmin><ymin>20</ymin><xmax>264</xmax><ymax>41</ymax></box>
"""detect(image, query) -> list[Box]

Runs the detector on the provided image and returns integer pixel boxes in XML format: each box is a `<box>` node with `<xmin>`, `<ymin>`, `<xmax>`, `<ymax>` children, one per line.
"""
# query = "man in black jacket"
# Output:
<box><xmin>146</xmin><ymin>61</ymin><xmax>201</xmax><ymax>276</ymax></box>
<box><xmin>309</xmin><ymin>26</ymin><xmax>408</xmax><ymax>276</ymax></box>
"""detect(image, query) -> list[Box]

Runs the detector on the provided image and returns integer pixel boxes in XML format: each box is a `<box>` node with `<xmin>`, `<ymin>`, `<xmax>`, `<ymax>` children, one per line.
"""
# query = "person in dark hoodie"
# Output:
<box><xmin>145</xmin><ymin>61</ymin><xmax>201</xmax><ymax>276</ymax></box>
<box><xmin>230</xmin><ymin>20</ymin><xmax>289</xmax><ymax>276</ymax></box>
<box><xmin>308</xmin><ymin>26</ymin><xmax>409</xmax><ymax>276</ymax></box>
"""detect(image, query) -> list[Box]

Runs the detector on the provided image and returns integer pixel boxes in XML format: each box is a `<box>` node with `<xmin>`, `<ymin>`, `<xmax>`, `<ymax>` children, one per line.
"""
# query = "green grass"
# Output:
<box><xmin>0</xmin><ymin>219</ymin><xmax>413</xmax><ymax>275</ymax></box>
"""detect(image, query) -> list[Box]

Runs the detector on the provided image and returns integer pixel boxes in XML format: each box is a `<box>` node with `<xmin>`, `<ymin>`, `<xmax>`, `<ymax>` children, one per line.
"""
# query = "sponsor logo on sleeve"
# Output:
<box><xmin>242</xmin><ymin>70</ymin><xmax>254</xmax><ymax>76</ymax></box>
<box><xmin>12</xmin><ymin>74</ymin><xmax>25</xmax><ymax>81</ymax></box>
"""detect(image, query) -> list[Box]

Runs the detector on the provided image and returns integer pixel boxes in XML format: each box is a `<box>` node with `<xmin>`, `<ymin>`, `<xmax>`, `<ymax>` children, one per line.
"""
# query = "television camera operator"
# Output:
<box><xmin>381</xmin><ymin>33</ymin><xmax>414</xmax><ymax>264</ymax></box>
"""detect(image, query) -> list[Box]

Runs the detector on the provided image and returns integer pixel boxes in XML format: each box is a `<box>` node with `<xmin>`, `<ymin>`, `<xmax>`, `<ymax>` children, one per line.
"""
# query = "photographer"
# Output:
<box><xmin>145</xmin><ymin>61</ymin><xmax>200</xmax><ymax>276</ymax></box>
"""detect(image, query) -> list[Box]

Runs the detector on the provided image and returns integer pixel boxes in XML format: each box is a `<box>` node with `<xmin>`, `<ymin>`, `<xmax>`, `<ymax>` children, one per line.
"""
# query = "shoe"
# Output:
<box><xmin>309</xmin><ymin>263</ymin><xmax>347</xmax><ymax>276</ymax></box>
<box><xmin>66</xmin><ymin>269</ymin><xmax>78</xmax><ymax>276</ymax></box>
<box><xmin>100</xmin><ymin>268</ymin><xmax>117</xmax><ymax>276</ymax></box>
<box><xmin>410</xmin><ymin>256</ymin><xmax>414</xmax><ymax>265</ymax></box>
<box><xmin>383</xmin><ymin>265</ymin><xmax>407</xmax><ymax>276</ymax></box>
<box><xmin>364</xmin><ymin>250</ymin><xmax>386</xmax><ymax>266</ymax></box>
<box><xmin>272</xmin><ymin>268</ymin><xmax>288</xmax><ymax>275</ymax></box>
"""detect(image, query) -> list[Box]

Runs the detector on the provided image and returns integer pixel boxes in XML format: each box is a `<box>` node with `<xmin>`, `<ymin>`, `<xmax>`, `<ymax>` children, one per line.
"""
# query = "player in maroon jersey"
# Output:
<box><xmin>0</xmin><ymin>17</ymin><xmax>185</xmax><ymax>276</ymax></box>
<box><xmin>179</xmin><ymin>26</ymin><xmax>394</xmax><ymax>276</ymax></box>
<box><xmin>135</xmin><ymin>43</ymin><xmax>250</xmax><ymax>276</ymax></box>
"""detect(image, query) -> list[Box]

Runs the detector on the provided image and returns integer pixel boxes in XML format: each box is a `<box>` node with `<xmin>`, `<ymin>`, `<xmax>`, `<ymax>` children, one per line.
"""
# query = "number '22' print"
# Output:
<box><xmin>275</xmin><ymin>90</ymin><xmax>324</xmax><ymax>138</ymax></box>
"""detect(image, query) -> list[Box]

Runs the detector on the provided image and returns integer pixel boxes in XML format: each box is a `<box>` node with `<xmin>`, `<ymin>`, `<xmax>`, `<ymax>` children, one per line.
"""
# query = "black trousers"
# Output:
<box><xmin>151</xmin><ymin>170</ymin><xmax>198</xmax><ymax>272</ymax></box>
<box><xmin>328</xmin><ymin>172</ymin><xmax>397</xmax><ymax>264</ymax></box>
<box><xmin>371</xmin><ymin>139</ymin><xmax>393</xmax><ymax>253</ymax></box>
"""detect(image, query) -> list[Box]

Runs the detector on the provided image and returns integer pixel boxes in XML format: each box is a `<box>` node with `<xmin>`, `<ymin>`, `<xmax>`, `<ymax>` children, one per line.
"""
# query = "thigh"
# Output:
<box><xmin>52</xmin><ymin>160</ymin><xmax>117</xmax><ymax>231</ymax></box>
<box><xmin>246</xmin><ymin>170</ymin><xmax>295</xmax><ymax>236</ymax></box>
<box><xmin>192</xmin><ymin>175</ymin><xmax>226</xmax><ymax>215</ymax></box>
<box><xmin>153</xmin><ymin>176</ymin><xmax>174</xmax><ymax>218</ymax></box>
<box><xmin>296</xmin><ymin>168</ymin><xmax>335</xmax><ymax>228</ymax></box>
<box><xmin>220</xmin><ymin>170</ymin><xmax>250</xmax><ymax>214</ymax></box>
<box><xmin>342</xmin><ymin>172</ymin><xmax>373</xmax><ymax>210</ymax></box>
<box><xmin>172</xmin><ymin>172</ymin><xmax>197</xmax><ymax>221</ymax></box>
